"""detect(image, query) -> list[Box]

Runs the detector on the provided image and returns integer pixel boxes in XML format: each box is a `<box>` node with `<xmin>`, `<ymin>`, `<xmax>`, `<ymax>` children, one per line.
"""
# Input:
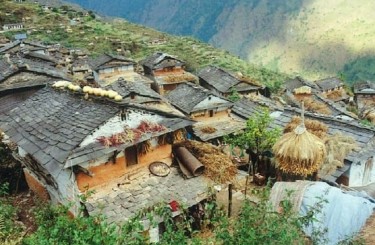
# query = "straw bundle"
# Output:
<box><xmin>326</xmin><ymin>89</ymin><xmax>344</xmax><ymax>100</ymax></box>
<box><xmin>174</xmin><ymin>140</ymin><xmax>237</xmax><ymax>183</ymax></box>
<box><xmin>293</xmin><ymin>86</ymin><xmax>311</xmax><ymax>95</ymax></box>
<box><xmin>201</xmin><ymin>126</ymin><xmax>217</xmax><ymax>134</ymax></box>
<box><xmin>273</xmin><ymin>125</ymin><xmax>326</xmax><ymax>177</ymax></box>
<box><xmin>319</xmin><ymin>133</ymin><xmax>358</xmax><ymax>176</ymax></box>
<box><xmin>162</xmin><ymin>73</ymin><xmax>196</xmax><ymax>83</ymax></box>
<box><xmin>284</xmin><ymin>116</ymin><xmax>328</xmax><ymax>139</ymax></box>
<box><xmin>303</xmin><ymin>97</ymin><xmax>331</xmax><ymax>115</ymax></box>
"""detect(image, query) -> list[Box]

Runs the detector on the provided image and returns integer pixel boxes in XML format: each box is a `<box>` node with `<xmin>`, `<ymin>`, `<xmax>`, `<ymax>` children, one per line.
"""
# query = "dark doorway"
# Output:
<box><xmin>125</xmin><ymin>146</ymin><xmax>138</xmax><ymax>167</ymax></box>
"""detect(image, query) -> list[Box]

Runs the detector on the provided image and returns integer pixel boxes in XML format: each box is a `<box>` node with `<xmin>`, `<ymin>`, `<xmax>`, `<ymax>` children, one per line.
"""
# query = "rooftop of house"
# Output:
<box><xmin>283</xmin><ymin>76</ymin><xmax>319</xmax><ymax>92</ymax></box>
<box><xmin>105</xmin><ymin>78</ymin><xmax>162</xmax><ymax>103</ymax></box>
<box><xmin>165</xmin><ymin>82</ymin><xmax>232</xmax><ymax>115</ymax></box>
<box><xmin>0</xmin><ymin>87</ymin><xmax>120</xmax><ymax>178</ymax></box>
<box><xmin>315</xmin><ymin>77</ymin><xmax>343</xmax><ymax>91</ymax></box>
<box><xmin>89</xmin><ymin>53</ymin><xmax>135</xmax><ymax>71</ymax></box>
<box><xmin>198</xmin><ymin>66</ymin><xmax>261</xmax><ymax>93</ymax></box>
<box><xmin>0</xmin><ymin>57</ymin><xmax>69</xmax><ymax>92</ymax></box>
<box><xmin>0</xmin><ymin>88</ymin><xmax>40</xmax><ymax>115</ymax></box>
<box><xmin>192</xmin><ymin>118</ymin><xmax>245</xmax><ymax>142</ymax></box>
<box><xmin>140</xmin><ymin>52</ymin><xmax>185</xmax><ymax>70</ymax></box>
<box><xmin>0</xmin><ymin>40</ymin><xmax>47</xmax><ymax>54</ymax></box>
<box><xmin>85</xmin><ymin>167</ymin><xmax>210</xmax><ymax>223</ymax></box>
<box><xmin>230</xmin><ymin>98</ymin><xmax>267</xmax><ymax>120</ymax></box>
<box><xmin>353</xmin><ymin>81</ymin><xmax>375</xmax><ymax>95</ymax></box>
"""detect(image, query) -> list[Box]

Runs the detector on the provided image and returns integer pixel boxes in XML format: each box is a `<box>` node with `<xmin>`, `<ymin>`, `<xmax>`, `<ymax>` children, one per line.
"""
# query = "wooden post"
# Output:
<box><xmin>228</xmin><ymin>183</ymin><xmax>233</xmax><ymax>217</ymax></box>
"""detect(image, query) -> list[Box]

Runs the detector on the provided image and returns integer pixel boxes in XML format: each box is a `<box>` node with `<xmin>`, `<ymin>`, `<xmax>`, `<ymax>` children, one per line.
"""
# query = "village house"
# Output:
<box><xmin>283</xmin><ymin>76</ymin><xmax>319</xmax><ymax>100</ymax></box>
<box><xmin>0</xmin><ymin>86</ymin><xmax>210</xmax><ymax>227</ymax></box>
<box><xmin>314</xmin><ymin>77</ymin><xmax>348</xmax><ymax>102</ymax></box>
<box><xmin>165</xmin><ymin>82</ymin><xmax>245</xmax><ymax>143</ymax></box>
<box><xmin>14</xmin><ymin>33</ymin><xmax>27</xmax><ymax>42</ymax></box>
<box><xmin>0</xmin><ymin>40</ymin><xmax>48</xmax><ymax>55</ymax></box>
<box><xmin>140</xmin><ymin>52</ymin><xmax>198</xmax><ymax>95</ymax></box>
<box><xmin>197</xmin><ymin>66</ymin><xmax>266</xmax><ymax>98</ymax></box>
<box><xmin>2</xmin><ymin>23</ymin><xmax>24</xmax><ymax>31</ymax></box>
<box><xmin>353</xmin><ymin>80</ymin><xmax>375</xmax><ymax>109</ymax></box>
<box><xmin>269</xmin><ymin>107</ymin><xmax>375</xmax><ymax>187</ymax></box>
<box><xmin>89</xmin><ymin>53</ymin><xmax>137</xmax><ymax>85</ymax></box>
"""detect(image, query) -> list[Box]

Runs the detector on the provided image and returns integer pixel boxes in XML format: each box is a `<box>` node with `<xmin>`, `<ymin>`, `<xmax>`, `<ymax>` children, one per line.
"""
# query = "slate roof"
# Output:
<box><xmin>283</xmin><ymin>76</ymin><xmax>319</xmax><ymax>92</ymax></box>
<box><xmin>85</xmin><ymin>167</ymin><xmax>210</xmax><ymax>223</ymax></box>
<box><xmin>0</xmin><ymin>57</ymin><xmax>69</xmax><ymax>92</ymax></box>
<box><xmin>353</xmin><ymin>81</ymin><xmax>375</xmax><ymax>95</ymax></box>
<box><xmin>105</xmin><ymin>78</ymin><xmax>161</xmax><ymax>103</ymax></box>
<box><xmin>90</xmin><ymin>53</ymin><xmax>135</xmax><ymax>70</ymax></box>
<box><xmin>270</xmin><ymin>107</ymin><xmax>375</xmax><ymax>182</ymax></box>
<box><xmin>23</xmin><ymin>51</ymin><xmax>58</xmax><ymax>65</ymax></box>
<box><xmin>0</xmin><ymin>40</ymin><xmax>21</xmax><ymax>54</ymax></box>
<box><xmin>315</xmin><ymin>77</ymin><xmax>343</xmax><ymax>91</ymax></box>
<box><xmin>140</xmin><ymin>52</ymin><xmax>185</xmax><ymax>70</ymax></box>
<box><xmin>165</xmin><ymin>83</ymin><xmax>232</xmax><ymax>114</ymax></box>
<box><xmin>231</xmin><ymin>98</ymin><xmax>267</xmax><ymax>120</ymax></box>
<box><xmin>198</xmin><ymin>66</ymin><xmax>261</xmax><ymax>94</ymax></box>
<box><xmin>0</xmin><ymin>87</ymin><xmax>120</xmax><ymax>177</ymax></box>
<box><xmin>0</xmin><ymin>88</ymin><xmax>39</xmax><ymax>115</ymax></box>
<box><xmin>193</xmin><ymin>119</ymin><xmax>245</xmax><ymax>142</ymax></box>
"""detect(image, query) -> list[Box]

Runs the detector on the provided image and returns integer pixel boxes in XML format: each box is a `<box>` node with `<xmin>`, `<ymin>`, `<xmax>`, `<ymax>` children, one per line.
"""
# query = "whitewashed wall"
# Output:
<box><xmin>80</xmin><ymin>110</ymin><xmax>164</xmax><ymax>147</ymax></box>
<box><xmin>349</xmin><ymin>156</ymin><xmax>375</xmax><ymax>186</ymax></box>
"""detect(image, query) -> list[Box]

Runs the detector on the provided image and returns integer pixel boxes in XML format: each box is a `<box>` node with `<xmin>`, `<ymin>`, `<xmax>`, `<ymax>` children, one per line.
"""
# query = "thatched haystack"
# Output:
<box><xmin>293</xmin><ymin>86</ymin><xmax>311</xmax><ymax>95</ymax></box>
<box><xmin>201</xmin><ymin>126</ymin><xmax>217</xmax><ymax>134</ymax></box>
<box><xmin>162</xmin><ymin>73</ymin><xmax>197</xmax><ymax>83</ymax></box>
<box><xmin>284</xmin><ymin>116</ymin><xmax>328</xmax><ymax>139</ymax></box>
<box><xmin>273</xmin><ymin>123</ymin><xmax>327</xmax><ymax>177</ymax></box>
<box><xmin>319</xmin><ymin>133</ymin><xmax>359</xmax><ymax>176</ymax></box>
<box><xmin>362</xmin><ymin>108</ymin><xmax>375</xmax><ymax>124</ymax></box>
<box><xmin>303</xmin><ymin>97</ymin><xmax>331</xmax><ymax>115</ymax></box>
<box><xmin>174</xmin><ymin>140</ymin><xmax>237</xmax><ymax>183</ymax></box>
<box><xmin>326</xmin><ymin>89</ymin><xmax>344</xmax><ymax>100</ymax></box>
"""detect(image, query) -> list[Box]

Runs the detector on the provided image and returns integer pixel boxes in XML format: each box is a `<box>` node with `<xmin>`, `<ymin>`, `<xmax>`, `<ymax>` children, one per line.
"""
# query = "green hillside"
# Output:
<box><xmin>65</xmin><ymin>0</ymin><xmax>375</xmax><ymax>83</ymax></box>
<box><xmin>0</xmin><ymin>0</ymin><xmax>287</xmax><ymax>88</ymax></box>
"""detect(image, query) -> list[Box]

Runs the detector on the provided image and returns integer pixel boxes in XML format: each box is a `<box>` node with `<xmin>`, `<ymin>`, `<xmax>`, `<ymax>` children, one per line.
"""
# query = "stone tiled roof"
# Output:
<box><xmin>231</xmin><ymin>98</ymin><xmax>267</xmax><ymax>120</ymax></box>
<box><xmin>0</xmin><ymin>40</ymin><xmax>21</xmax><ymax>54</ymax></box>
<box><xmin>315</xmin><ymin>77</ymin><xmax>343</xmax><ymax>91</ymax></box>
<box><xmin>270</xmin><ymin>107</ymin><xmax>375</xmax><ymax>182</ymax></box>
<box><xmin>0</xmin><ymin>88</ymin><xmax>40</xmax><ymax>115</ymax></box>
<box><xmin>105</xmin><ymin>78</ymin><xmax>161</xmax><ymax>103</ymax></box>
<box><xmin>165</xmin><ymin>82</ymin><xmax>232</xmax><ymax>115</ymax></box>
<box><xmin>353</xmin><ymin>81</ymin><xmax>375</xmax><ymax>95</ymax></box>
<box><xmin>90</xmin><ymin>53</ymin><xmax>135</xmax><ymax>70</ymax></box>
<box><xmin>85</xmin><ymin>167</ymin><xmax>210</xmax><ymax>223</ymax></box>
<box><xmin>140</xmin><ymin>52</ymin><xmax>185</xmax><ymax>70</ymax></box>
<box><xmin>283</xmin><ymin>76</ymin><xmax>318</xmax><ymax>92</ymax></box>
<box><xmin>0</xmin><ymin>58</ymin><xmax>69</xmax><ymax>92</ymax></box>
<box><xmin>0</xmin><ymin>87</ymin><xmax>120</xmax><ymax>177</ymax></box>
<box><xmin>198</xmin><ymin>66</ymin><xmax>261</xmax><ymax>94</ymax></box>
<box><xmin>23</xmin><ymin>51</ymin><xmax>58</xmax><ymax>65</ymax></box>
<box><xmin>192</xmin><ymin>119</ymin><xmax>245</xmax><ymax>142</ymax></box>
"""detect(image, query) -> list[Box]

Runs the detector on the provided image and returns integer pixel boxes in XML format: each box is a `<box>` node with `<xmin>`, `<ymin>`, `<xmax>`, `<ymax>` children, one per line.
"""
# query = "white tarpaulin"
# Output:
<box><xmin>270</xmin><ymin>181</ymin><xmax>375</xmax><ymax>244</ymax></box>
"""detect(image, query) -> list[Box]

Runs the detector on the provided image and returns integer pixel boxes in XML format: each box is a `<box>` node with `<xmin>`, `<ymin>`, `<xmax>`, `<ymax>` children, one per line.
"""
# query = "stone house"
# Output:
<box><xmin>0</xmin><ymin>87</ymin><xmax>207</xmax><ymax>220</ymax></box>
<box><xmin>283</xmin><ymin>76</ymin><xmax>318</xmax><ymax>100</ymax></box>
<box><xmin>166</xmin><ymin>82</ymin><xmax>245</xmax><ymax>143</ymax></box>
<box><xmin>2</xmin><ymin>23</ymin><xmax>24</xmax><ymax>31</ymax></box>
<box><xmin>140</xmin><ymin>52</ymin><xmax>198</xmax><ymax>95</ymax></box>
<box><xmin>353</xmin><ymin>80</ymin><xmax>375</xmax><ymax>109</ymax></box>
<box><xmin>0</xmin><ymin>40</ymin><xmax>48</xmax><ymax>55</ymax></box>
<box><xmin>90</xmin><ymin>53</ymin><xmax>136</xmax><ymax>85</ymax></box>
<box><xmin>198</xmin><ymin>66</ymin><xmax>265</xmax><ymax>98</ymax></box>
<box><xmin>314</xmin><ymin>77</ymin><xmax>348</xmax><ymax>102</ymax></box>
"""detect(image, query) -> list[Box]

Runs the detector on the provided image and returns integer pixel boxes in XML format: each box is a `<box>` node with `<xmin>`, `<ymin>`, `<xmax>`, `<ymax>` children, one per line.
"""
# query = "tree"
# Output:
<box><xmin>228</xmin><ymin>87</ymin><xmax>240</xmax><ymax>102</ymax></box>
<box><xmin>225</xmin><ymin>108</ymin><xmax>280</xmax><ymax>189</ymax></box>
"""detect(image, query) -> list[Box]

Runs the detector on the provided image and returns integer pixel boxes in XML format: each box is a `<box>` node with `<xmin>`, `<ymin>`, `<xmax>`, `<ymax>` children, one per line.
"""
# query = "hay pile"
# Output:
<box><xmin>362</xmin><ymin>108</ymin><xmax>375</xmax><ymax>124</ymax></box>
<box><xmin>201</xmin><ymin>126</ymin><xmax>217</xmax><ymax>134</ymax></box>
<box><xmin>326</xmin><ymin>89</ymin><xmax>344</xmax><ymax>100</ymax></box>
<box><xmin>162</xmin><ymin>73</ymin><xmax>197</xmax><ymax>83</ymax></box>
<box><xmin>293</xmin><ymin>86</ymin><xmax>311</xmax><ymax>95</ymax></box>
<box><xmin>319</xmin><ymin>133</ymin><xmax>359</xmax><ymax>176</ymax></box>
<box><xmin>174</xmin><ymin>140</ymin><xmax>237</xmax><ymax>183</ymax></box>
<box><xmin>235</xmin><ymin>74</ymin><xmax>262</xmax><ymax>87</ymax></box>
<box><xmin>303</xmin><ymin>97</ymin><xmax>331</xmax><ymax>115</ymax></box>
<box><xmin>273</xmin><ymin>124</ymin><xmax>327</xmax><ymax>177</ymax></box>
<box><xmin>284</xmin><ymin>116</ymin><xmax>328</xmax><ymax>139</ymax></box>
